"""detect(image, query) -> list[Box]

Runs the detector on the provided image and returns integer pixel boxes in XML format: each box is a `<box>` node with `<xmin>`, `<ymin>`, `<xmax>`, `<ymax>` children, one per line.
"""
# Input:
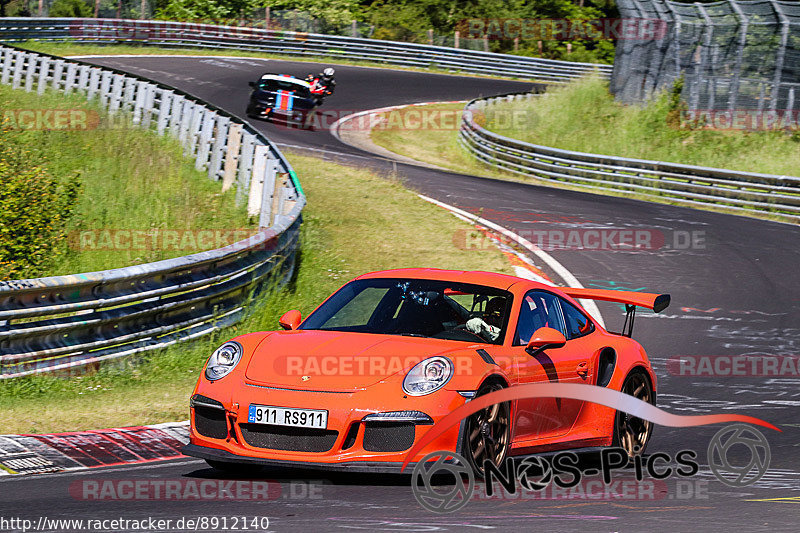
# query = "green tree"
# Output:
<box><xmin>49</xmin><ymin>0</ymin><xmax>93</xmax><ymax>17</ymax></box>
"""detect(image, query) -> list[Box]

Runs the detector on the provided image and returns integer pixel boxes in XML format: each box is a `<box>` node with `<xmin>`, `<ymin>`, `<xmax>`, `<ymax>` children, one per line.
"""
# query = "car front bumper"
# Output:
<box><xmin>186</xmin><ymin>383</ymin><xmax>467</xmax><ymax>469</ymax></box>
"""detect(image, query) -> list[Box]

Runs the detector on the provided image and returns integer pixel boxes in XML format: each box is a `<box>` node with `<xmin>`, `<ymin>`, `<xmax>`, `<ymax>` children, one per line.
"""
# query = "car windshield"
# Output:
<box><xmin>256</xmin><ymin>78</ymin><xmax>311</xmax><ymax>99</ymax></box>
<box><xmin>299</xmin><ymin>278</ymin><xmax>513</xmax><ymax>344</ymax></box>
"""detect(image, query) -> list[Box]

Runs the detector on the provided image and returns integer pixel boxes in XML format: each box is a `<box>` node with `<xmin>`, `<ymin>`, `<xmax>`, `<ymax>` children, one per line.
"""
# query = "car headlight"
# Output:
<box><xmin>205</xmin><ymin>341</ymin><xmax>243</xmax><ymax>381</ymax></box>
<box><xmin>402</xmin><ymin>356</ymin><xmax>453</xmax><ymax>396</ymax></box>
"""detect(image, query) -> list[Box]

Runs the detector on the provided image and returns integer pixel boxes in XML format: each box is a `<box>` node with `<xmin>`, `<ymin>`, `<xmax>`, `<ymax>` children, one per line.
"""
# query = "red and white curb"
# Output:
<box><xmin>0</xmin><ymin>422</ymin><xmax>189</xmax><ymax>476</ymax></box>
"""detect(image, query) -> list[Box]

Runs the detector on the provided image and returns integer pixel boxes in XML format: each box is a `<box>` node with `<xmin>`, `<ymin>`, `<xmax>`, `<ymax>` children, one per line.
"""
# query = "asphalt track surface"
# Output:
<box><xmin>2</xmin><ymin>56</ymin><xmax>799</xmax><ymax>532</ymax></box>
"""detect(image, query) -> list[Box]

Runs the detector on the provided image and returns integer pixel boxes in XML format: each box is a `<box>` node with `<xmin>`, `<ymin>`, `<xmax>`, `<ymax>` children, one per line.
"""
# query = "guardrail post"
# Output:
<box><xmin>178</xmin><ymin>100</ymin><xmax>194</xmax><ymax>146</ymax></box>
<box><xmin>132</xmin><ymin>80</ymin><xmax>148</xmax><ymax>124</ymax></box>
<box><xmin>273</xmin><ymin>174</ymin><xmax>289</xmax><ymax>227</ymax></box>
<box><xmin>157</xmin><ymin>90</ymin><xmax>173</xmax><ymax>134</ymax></box>
<box><xmin>37</xmin><ymin>56</ymin><xmax>50</xmax><ymax>95</ymax></box>
<box><xmin>77</xmin><ymin>65</ymin><xmax>89</xmax><ymax>93</ymax></box>
<box><xmin>109</xmin><ymin>74</ymin><xmax>124</xmax><ymax>114</ymax></box>
<box><xmin>64</xmin><ymin>63</ymin><xmax>78</xmax><ymax>94</ymax></box>
<box><xmin>195</xmin><ymin>111</ymin><xmax>216</xmax><ymax>171</ymax></box>
<box><xmin>12</xmin><ymin>51</ymin><xmax>24</xmax><ymax>89</ymax></box>
<box><xmin>236</xmin><ymin>132</ymin><xmax>256</xmax><ymax>206</ymax></box>
<box><xmin>260</xmin><ymin>157</ymin><xmax>279</xmax><ymax>228</ymax></box>
<box><xmin>1</xmin><ymin>48</ymin><xmax>13</xmax><ymax>85</ymax></box>
<box><xmin>222</xmin><ymin>123</ymin><xmax>243</xmax><ymax>192</ymax></box>
<box><xmin>185</xmin><ymin>105</ymin><xmax>204</xmax><ymax>157</ymax></box>
<box><xmin>141</xmin><ymin>84</ymin><xmax>156</xmax><ymax>128</ymax></box>
<box><xmin>51</xmin><ymin>59</ymin><xmax>65</xmax><ymax>92</ymax></box>
<box><xmin>168</xmin><ymin>94</ymin><xmax>185</xmax><ymax>137</ymax></box>
<box><xmin>122</xmin><ymin>77</ymin><xmax>137</xmax><ymax>111</ymax></box>
<box><xmin>248</xmin><ymin>145</ymin><xmax>273</xmax><ymax>219</ymax></box>
<box><xmin>87</xmin><ymin>68</ymin><xmax>101</xmax><ymax>99</ymax></box>
<box><xmin>208</xmin><ymin>116</ymin><xmax>230</xmax><ymax>181</ymax></box>
<box><xmin>24</xmin><ymin>54</ymin><xmax>36</xmax><ymax>92</ymax></box>
<box><xmin>99</xmin><ymin>70</ymin><xmax>112</xmax><ymax>107</ymax></box>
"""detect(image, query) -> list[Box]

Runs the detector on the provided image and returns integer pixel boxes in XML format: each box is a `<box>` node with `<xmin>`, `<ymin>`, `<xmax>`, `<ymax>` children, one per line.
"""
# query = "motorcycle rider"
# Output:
<box><xmin>305</xmin><ymin>67</ymin><xmax>336</xmax><ymax>103</ymax></box>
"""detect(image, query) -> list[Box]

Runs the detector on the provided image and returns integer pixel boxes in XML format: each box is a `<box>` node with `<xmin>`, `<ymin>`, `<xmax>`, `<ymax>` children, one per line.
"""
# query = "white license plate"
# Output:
<box><xmin>248</xmin><ymin>405</ymin><xmax>328</xmax><ymax>429</ymax></box>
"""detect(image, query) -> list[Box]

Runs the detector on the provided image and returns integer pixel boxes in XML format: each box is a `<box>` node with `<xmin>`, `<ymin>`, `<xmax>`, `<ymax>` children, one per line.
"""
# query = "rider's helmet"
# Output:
<box><xmin>322</xmin><ymin>67</ymin><xmax>335</xmax><ymax>79</ymax></box>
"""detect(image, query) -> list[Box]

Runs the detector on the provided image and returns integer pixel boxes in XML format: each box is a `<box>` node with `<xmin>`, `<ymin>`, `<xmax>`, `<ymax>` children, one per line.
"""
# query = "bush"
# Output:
<box><xmin>0</xmin><ymin>127</ymin><xmax>80</xmax><ymax>279</ymax></box>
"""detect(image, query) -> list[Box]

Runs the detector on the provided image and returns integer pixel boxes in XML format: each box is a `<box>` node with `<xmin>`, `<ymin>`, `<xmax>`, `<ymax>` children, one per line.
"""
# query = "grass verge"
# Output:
<box><xmin>0</xmin><ymin>82</ymin><xmax>250</xmax><ymax>278</ymax></box>
<box><xmin>368</xmin><ymin>87</ymin><xmax>796</xmax><ymax>223</ymax></box>
<box><xmin>0</xmin><ymin>152</ymin><xmax>512</xmax><ymax>434</ymax></box>
<box><xmin>483</xmin><ymin>76</ymin><xmax>800</xmax><ymax>177</ymax></box>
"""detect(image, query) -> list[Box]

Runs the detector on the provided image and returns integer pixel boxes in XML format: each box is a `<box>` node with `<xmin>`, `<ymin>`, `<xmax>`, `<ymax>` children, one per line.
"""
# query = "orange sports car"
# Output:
<box><xmin>183</xmin><ymin>268</ymin><xmax>669</xmax><ymax>474</ymax></box>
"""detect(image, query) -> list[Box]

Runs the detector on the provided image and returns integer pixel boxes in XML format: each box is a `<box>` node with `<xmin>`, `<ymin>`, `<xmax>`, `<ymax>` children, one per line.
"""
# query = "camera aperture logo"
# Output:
<box><xmin>708</xmin><ymin>424</ymin><xmax>770</xmax><ymax>487</ymax></box>
<box><xmin>411</xmin><ymin>452</ymin><xmax>474</xmax><ymax>513</ymax></box>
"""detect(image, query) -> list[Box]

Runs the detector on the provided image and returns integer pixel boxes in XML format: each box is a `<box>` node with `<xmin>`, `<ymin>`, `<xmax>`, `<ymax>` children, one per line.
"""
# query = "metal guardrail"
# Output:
<box><xmin>0</xmin><ymin>18</ymin><xmax>612</xmax><ymax>83</ymax></box>
<box><xmin>0</xmin><ymin>43</ymin><xmax>305</xmax><ymax>379</ymax></box>
<box><xmin>459</xmin><ymin>93</ymin><xmax>800</xmax><ymax>222</ymax></box>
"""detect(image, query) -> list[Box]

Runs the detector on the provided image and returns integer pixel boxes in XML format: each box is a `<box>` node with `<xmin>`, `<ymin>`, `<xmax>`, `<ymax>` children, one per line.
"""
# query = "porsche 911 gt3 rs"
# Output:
<box><xmin>182</xmin><ymin>268</ymin><xmax>669</xmax><ymax>475</ymax></box>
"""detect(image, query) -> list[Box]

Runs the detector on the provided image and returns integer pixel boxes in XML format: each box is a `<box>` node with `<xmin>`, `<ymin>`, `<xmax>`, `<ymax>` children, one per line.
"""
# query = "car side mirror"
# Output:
<box><xmin>526</xmin><ymin>327</ymin><xmax>566</xmax><ymax>355</ymax></box>
<box><xmin>248</xmin><ymin>81</ymin><xmax>255</xmax><ymax>87</ymax></box>
<box><xmin>279</xmin><ymin>310</ymin><xmax>302</xmax><ymax>330</ymax></box>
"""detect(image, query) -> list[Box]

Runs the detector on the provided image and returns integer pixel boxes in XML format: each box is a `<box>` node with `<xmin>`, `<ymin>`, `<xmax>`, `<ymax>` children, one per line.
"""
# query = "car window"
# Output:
<box><xmin>325</xmin><ymin>287</ymin><xmax>391</xmax><ymax>328</ymax></box>
<box><xmin>515</xmin><ymin>290</ymin><xmax>567</xmax><ymax>345</ymax></box>
<box><xmin>560</xmin><ymin>299</ymin><xmax>594</xmax><ymax>339</ymax></box>
<box><xmin>299</xmin><ymin>278</ymin><xmax>513</xmax><ymax>344</ymax></box>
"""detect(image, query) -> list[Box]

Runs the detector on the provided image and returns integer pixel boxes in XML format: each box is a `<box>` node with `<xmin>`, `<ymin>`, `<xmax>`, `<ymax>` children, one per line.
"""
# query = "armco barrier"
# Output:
<box><xmin>459</xmin><ymin>93</ymin><xmax>800</xmax><ymax>222</ymax></box>
<box><xmin>0</xmin><ymin>18</ymin><xmax>611</xmax><ymax>83</ymax></box>
<box><xmin>0</xmin><ymin>43</ymin><xmax>305</xmax><ymax>379</ymax></box>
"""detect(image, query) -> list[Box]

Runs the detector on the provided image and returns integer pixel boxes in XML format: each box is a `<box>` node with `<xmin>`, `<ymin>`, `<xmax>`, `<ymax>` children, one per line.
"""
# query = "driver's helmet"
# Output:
<box><xmin>322</xmin><ymin>67</ymin><xmax>335</xmax><ymax>79</ymax></box>
<box><xmin>484</xmin><ymin>297</ymin><xmax>506</xmax><ymax>327</ymax></box>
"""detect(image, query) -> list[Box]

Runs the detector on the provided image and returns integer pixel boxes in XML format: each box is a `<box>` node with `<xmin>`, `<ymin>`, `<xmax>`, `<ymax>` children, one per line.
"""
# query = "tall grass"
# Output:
<box><xmin>485</xmin><ymin>76</ymin><xmax>800</xmax><ymax>177</ymax></box>
<box><xmin>0</xmin><ymin>83</ymin><xmax>250</xmax><ymax>278</ymax></box>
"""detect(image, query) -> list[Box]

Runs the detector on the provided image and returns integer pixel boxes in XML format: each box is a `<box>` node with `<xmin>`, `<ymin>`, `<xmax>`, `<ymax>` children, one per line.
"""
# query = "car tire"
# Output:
<box><xmin>612</xmin><ymin>369</ymin><xmax>654</xmax><ymax>457</ymax></box>
<box><xmin>462</xmin><ymin>381</ymin><xmax>511</xmax><ymax>478</ymax></box>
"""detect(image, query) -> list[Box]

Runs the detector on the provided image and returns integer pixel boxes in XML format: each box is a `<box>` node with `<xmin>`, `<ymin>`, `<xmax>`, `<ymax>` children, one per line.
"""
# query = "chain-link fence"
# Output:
<box><xmin>612</xmin><ymin>0</ymin><xmax>800</xmax><ymax>114</ymax></box>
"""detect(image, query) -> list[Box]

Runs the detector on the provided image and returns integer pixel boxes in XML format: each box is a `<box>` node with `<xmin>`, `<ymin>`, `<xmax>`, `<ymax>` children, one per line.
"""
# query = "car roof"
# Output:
<box><xmin>258</xmin><ymin>74</ymin><xmax>311</xmax><ymax>89</ymax></box>
<box><xmin>355</xmin><ymin>268</ymin><xmax>548</xmax><ymax>291</ymax></box>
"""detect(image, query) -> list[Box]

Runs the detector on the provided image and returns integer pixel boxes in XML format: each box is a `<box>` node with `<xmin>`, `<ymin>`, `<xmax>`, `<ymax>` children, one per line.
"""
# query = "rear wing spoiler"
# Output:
<box><xmin>561</xmin><ymin>288</ymin><xmax>670</xmax><ymax>313</ymax></box>
<box><xmin>561</xmin><ymin>288</ymin><xmax>671</xmax><ymax>337</ymax></box>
